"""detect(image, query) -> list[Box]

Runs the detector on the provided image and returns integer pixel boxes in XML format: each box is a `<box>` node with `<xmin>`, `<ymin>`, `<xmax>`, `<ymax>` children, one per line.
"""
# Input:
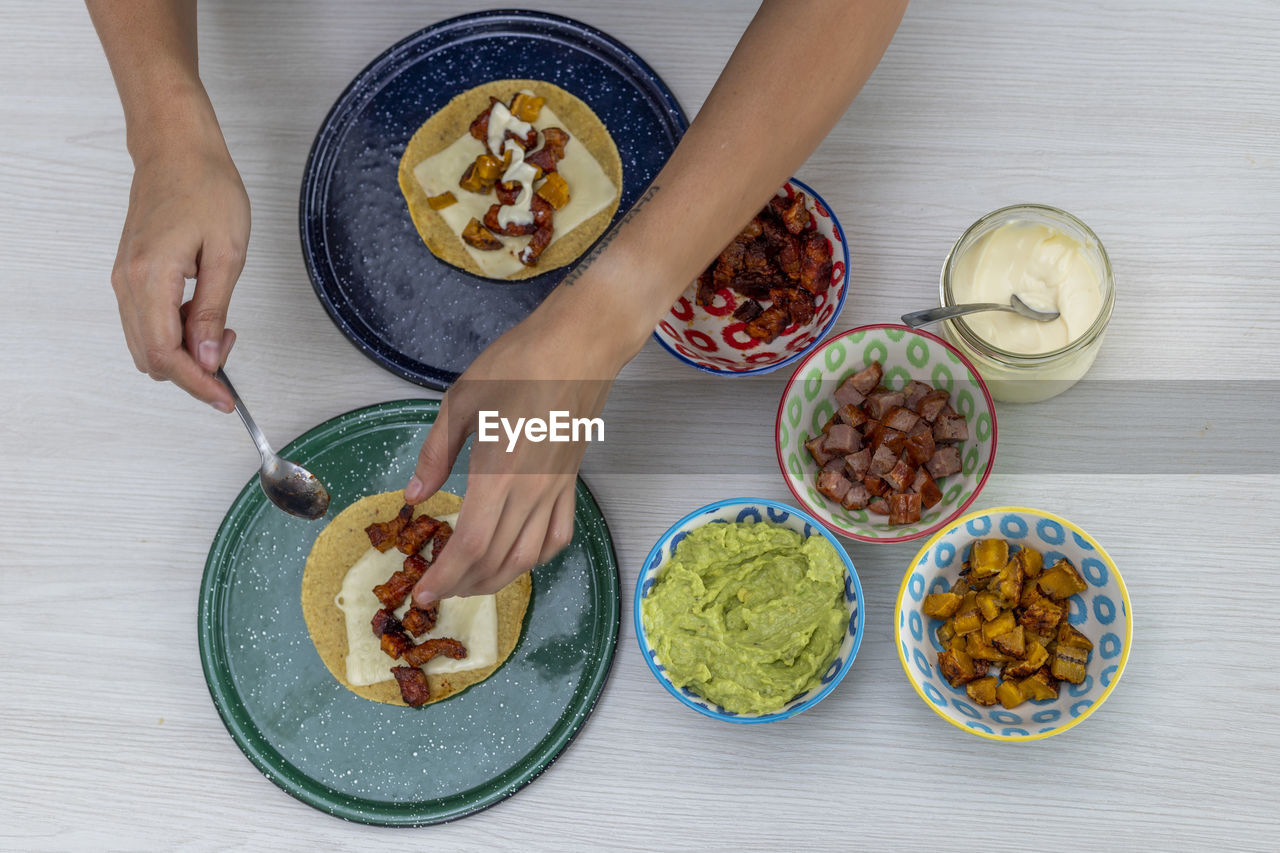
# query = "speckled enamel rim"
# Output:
<box><xmin>300</xmin><ymin>9</ymin><xmax>688</xmax><ymax>390</ymax></box>
<box><xmin>633</xmin><ymin>497</ymin><xmax>865</xmax><ymax>723</ymax></box>
<box><xmin>894</xmin><ymin>506</ymin><xmax>1133</xmax><ymax>742</ymax></box>
<box><xmin>198</xmin><ymin>399</ymin><xmax>621</xmax><ymax>826</ymax></box>
<box><xmin>773</xmin><ymin>323</ymin><xmax>999</xmax><ymax>544</ymax></box>
<box><xmin>651</xmin><ymin>178</ymin><xmax>852</xmax><ymax>377</ymax></box>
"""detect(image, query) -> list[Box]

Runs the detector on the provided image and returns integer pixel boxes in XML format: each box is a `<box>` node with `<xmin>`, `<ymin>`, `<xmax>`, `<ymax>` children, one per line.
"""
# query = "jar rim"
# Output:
<box><xmin>939</xmin><ymin>203</ymin><xmax>1115</xmax><ymax>367</ymax></box>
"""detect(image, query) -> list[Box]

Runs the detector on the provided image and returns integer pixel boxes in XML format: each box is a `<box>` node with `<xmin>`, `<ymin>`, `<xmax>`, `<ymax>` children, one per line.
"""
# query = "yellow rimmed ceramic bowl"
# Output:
<box><xmin>895</xmin><ymin>506</ymin><xmax>1132</xmax><ymax>741</ymax></box>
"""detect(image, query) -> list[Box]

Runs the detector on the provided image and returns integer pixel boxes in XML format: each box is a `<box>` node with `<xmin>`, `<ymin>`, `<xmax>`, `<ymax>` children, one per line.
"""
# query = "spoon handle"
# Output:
<box><xmin>900</xmin><ymin>303</ymin><xmax>1012</xmax><ymax>329</ymax></box>
<box><xmin>216</xmin><ymin>368</ymin><xmax>275</xmax><ymax>465</ymax></box>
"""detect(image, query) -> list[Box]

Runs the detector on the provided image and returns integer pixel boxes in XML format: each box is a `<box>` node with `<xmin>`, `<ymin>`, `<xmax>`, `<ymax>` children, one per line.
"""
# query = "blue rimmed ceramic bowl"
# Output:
<box><xmin>652</xmin><ymin>179</ymin><xmax>851</xmax><ymax>377</ymax></box>
<box><xmin>635</xmin><ymin>498</ymin><xmax>864</xmax><ymax>723</ymax></box>
<box><xmin>895</xmin><ymin>506</ymin><xmax>1133</xmax><ymax>741</ymax></box>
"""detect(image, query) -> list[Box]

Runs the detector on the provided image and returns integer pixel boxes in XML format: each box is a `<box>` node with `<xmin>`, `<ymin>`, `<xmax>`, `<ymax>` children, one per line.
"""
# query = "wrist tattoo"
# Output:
<box><xmin>560</xmin><ymin>182</ymin><xmax>661</xmax><ymax>286</ymax></box>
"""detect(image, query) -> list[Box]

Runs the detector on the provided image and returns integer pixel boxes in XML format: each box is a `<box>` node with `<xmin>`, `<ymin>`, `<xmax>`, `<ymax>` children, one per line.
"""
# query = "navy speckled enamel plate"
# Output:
<box><xmin>199</xmin><ymin>400</ymin><xmax>621</xmax><ymax>825</ymax></box>
<box><xmin>301</xmin><ymin>10</ymin><xmax>688</xmax><ymax>389</ymax></box>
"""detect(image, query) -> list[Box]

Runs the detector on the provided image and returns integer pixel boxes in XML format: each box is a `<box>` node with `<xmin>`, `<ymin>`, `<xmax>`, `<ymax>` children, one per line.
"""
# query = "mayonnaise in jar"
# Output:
<box><xmin>940</xmin><ymin>205</ymin><xmax>1114</xmax><ymax>403</ymax></box>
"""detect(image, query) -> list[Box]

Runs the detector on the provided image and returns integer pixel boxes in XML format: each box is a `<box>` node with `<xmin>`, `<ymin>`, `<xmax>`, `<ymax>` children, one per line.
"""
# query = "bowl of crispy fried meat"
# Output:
<box><xmin>653</xmin><ymin>179</ymin><xmax>850</xmax><ymax>376</ymax></box>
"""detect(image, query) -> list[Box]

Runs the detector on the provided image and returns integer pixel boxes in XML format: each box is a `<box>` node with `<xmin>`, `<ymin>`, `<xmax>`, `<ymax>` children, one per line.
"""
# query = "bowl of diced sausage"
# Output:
<box><xmin>652</xmin><ymin>178</ymin><xmax>850</xmax><ymax>376</ymax></box>
<box><xmin>774</xmin><ymin>324</ymin><xmax>998</xmax><ymax>543</ymax></box>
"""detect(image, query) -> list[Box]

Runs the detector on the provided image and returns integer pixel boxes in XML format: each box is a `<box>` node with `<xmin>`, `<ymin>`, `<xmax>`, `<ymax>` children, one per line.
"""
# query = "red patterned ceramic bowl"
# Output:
<box><xmin>652</xmin><ymin>179</ymin><xmax>850</xmax><ymax>376</ymax></box>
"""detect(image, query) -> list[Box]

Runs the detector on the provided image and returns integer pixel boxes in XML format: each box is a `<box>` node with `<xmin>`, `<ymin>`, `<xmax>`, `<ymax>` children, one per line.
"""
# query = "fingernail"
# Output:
<box><xmin>404</xmin><ymin>475</ymin><xmax>425</xmax><ymax>502</ymax></box>
<box><xmin>198</xmin><ymin>340</ymin><xmax>221</xmax><ymax>371</ymax></box>
<box><xmin>413</xmin><ymin>588</ymin><xmax>437</xmax><ymax>608</ymax></box>
<box><xmin>211</xmin><ymin>400</ymin><xmax>233</xmax><ymax>414</ymax></box>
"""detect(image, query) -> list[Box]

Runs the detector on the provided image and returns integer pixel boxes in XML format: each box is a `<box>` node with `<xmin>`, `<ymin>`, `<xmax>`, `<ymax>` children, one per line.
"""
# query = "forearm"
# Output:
<box><xmin>555</xmin><ymin>0</ymin><xmax>907</xmax><ymax>357</ymax></box>
<box><xmin>86</xmin><ymin>0</ymin><xmax>225</xmax><ymax>164</ymax></box>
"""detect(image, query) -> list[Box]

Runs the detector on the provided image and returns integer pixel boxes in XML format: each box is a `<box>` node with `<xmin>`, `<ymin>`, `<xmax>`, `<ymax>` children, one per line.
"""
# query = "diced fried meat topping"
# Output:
<box><xmin>372</xmin><ymin>553</ymin><xmax>429</xmax><ymax>610</ymax></box>
<box><xmin>525</xmin><ymin>127</ymin><xmax>569</xmax><ymax>174</ymax></box>
<box><xmin>468</xmin><ymin>98</ymin><xmax>500</xmax><ymax>146</ymax></box>
<box><xmin>365</xmin><ymin>504</ymin><xmax>412</xmax><ymax>552</ymax></box>
<box><xmin>733</xmin><ymin>299</ymin><xmax>764</xmax><ymax>322</ymax></box>
<box><xmin>773</xmin><ymin>191</ymin><xmax>813</xmax><ymax>234</ymax></box>
<box><xmin>392</xmin><ymin>666</ymin><xmax>432</xmax><ymax>707</ymax></box>
<box><xmin>430</xmin><ymin>522</ymin><xmax>453</xmax><ymax>561</ymax></box>
<box><xmin>380</xmin><ymin>630</ymin><xmax>412</xmax><ymax>660</ymax></box>
<box><xmin>365</xmin><ymin>507</ymin><xmax>469</xmax><ymax>703</ymax></box>
<box><xmin>745</xmin><ymin>305</ymin><xmax>789</xmax><ymax>343</ymax></box>
<box><xmin>483</xmin><ymin>203</ymin><xmax>539</xmax><ymax>237</ymax></box>
<box><xmin>770</xmin><ymin>287</ymin><xmax>815</xmax><ymax>325</ymax></box>
<box><xmin>402</xmin><ymin>637</ymin><xmax>468</xmax><ymax>668</ymax></box>
<box><xmin>401</xmin><ymin>602</ymin><xmax>440</xmax><ymax>637</ymax></box>
<box><xmin>371</xmin><ymin>608</ymin><xmax>403</xmax><ymax>638</ymax></box>
<box><xmin>798</xmin><ymin>231</ymin><xmax>832</xmax><ymax>294</ymax></box>
<box><xmin>517</xmin><ymin>196</ymin><xmax>555</xmax><ymax>267</ymax></box>
<box><xmin>694</xmin><ymin>188</ymin><xmax>832</xmax><ymax>339</ymax></box>
<box><xmin>696</xmin><ymin>269</ymin><xmax>718</xmax><ymax>307</ymax></box>
<box><xmin>494</xmin><ymin>181</ymin><xmax>522</xmax><ymax>206</ymax></box>
<box><xmin>396</xmin><ymin>515</ymin><xmax>442</xmax><ymax>555</ymax></box>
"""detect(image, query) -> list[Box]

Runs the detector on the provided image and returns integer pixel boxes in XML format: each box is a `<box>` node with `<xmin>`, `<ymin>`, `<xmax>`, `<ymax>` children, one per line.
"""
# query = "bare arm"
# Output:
<box><xmin>87</xmin><ymin>0</ymin><xmax>247</xmax><ymax>410</ymax></box>
<box><xmin>409</xmin><ymin>0</ymin><xmax>907</xmax><ymax>603</ymax></box>
<box><xmin>557</xmin><ymin>0</ymin><xmax>909</xmax><ymax>336</ymax></box>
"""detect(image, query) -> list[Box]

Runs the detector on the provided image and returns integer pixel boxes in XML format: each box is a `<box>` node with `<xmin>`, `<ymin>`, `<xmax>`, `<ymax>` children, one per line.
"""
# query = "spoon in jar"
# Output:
<box><xmin>216</xmin><ymin>367</ymin><xmax>331</xmax><ymax>520</ymax></box>
<box><xmin>901</xmin><ymin>294</ymin><xmax>1060</xmax><ymax>329</ymax></box>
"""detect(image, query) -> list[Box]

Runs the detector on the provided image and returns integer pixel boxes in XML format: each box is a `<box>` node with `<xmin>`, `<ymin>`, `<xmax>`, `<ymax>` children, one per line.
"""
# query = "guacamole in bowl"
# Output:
<box><xmin>635</xmin><ymin>498</ymin><xmax>864</xmax><ymax>722</ymax></box>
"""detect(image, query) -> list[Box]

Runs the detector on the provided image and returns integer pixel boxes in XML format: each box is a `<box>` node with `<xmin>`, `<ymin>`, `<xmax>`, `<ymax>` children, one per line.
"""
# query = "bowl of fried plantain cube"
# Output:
<box><xmin>895</xmin><ymin>506</ymin><xmax>1132</xmax><ymax>740</ymax></box>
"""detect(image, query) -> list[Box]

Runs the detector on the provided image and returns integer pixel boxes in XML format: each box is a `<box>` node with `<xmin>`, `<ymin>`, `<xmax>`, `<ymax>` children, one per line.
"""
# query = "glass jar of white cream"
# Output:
<box><xmin>939</xmin><ymin>204</ymin><xmax>1114</xmax><ymax>403</ymax></box>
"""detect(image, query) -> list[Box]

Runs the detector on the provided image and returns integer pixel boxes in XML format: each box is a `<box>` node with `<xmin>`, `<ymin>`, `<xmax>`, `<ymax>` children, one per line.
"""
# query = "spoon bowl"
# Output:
<box><xmin>901</xmin><ymin>293</ymin><xmax>1060</xmax><ymax>329</ymax></box>
<box><xmin>217</xmin><ymin>368</ymin><xmax>331</xmax><ymax>520</ymax></box>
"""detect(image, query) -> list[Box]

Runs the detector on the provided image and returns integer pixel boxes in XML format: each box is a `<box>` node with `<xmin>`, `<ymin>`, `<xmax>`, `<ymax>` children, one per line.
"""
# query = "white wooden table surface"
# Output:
<box><xmin>2</xmin><ymin>1</ymin><xmax>1278</xmax><ymax>850</ymax></box>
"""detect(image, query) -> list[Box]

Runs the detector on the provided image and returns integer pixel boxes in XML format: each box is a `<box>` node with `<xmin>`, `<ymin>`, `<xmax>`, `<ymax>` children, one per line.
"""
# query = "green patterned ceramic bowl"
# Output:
<box><xmin>774</xmin><ymin>324</ymin><xmax>998</xmax><ymax>543</ymax></box>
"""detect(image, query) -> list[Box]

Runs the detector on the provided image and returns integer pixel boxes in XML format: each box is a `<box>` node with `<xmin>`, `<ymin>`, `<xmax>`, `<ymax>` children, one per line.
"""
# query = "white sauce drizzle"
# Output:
<box><xmin>486</xmin><ymin>101</ymin><xmax>533</xmax><ymax>161</ymax></box>
<box><xmin>497</xmin><ymin>139</ymin><xmax>539</xmax><ymax>228</ymax></box>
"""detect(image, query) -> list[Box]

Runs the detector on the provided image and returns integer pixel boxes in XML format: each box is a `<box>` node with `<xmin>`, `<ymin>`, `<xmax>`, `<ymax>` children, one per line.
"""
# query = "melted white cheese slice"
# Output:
<box><xmin>411</xmin><ymin>98</ymin><xmax>619</xmax><ymax>278</ymax></box>
<box><xmin>333</xmin><ymin>513</ymin><xmax>499</xmax><ymax>687</ymax></box>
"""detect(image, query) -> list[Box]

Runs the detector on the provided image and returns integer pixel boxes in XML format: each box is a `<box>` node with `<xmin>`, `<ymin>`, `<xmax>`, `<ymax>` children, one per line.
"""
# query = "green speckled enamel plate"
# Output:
<box><xmin>198</xmin><ymin>400</ymin><xmax>620</xmax><ymax>826</ymax></box>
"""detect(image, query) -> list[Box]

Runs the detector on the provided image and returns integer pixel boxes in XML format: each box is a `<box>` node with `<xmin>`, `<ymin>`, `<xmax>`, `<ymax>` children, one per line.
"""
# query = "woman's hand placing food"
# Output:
<box><xmin>89</xmin><ymin>0</ymin><xmax>907</xmax><ymax>599</ymax></box>
<box><xmin>404</xmin><ymin>255</ymin><xmax>651</xmax><ymax>605</ymax></box>
<box><xmin>88</xmin><ymin>0</ymin><xmax>247</xmax><ymax>412</ymax></box>
<box><xmin>407</xmin><ymin>0</ymin><xmax>909</xmax><ymax>601</ymax></box>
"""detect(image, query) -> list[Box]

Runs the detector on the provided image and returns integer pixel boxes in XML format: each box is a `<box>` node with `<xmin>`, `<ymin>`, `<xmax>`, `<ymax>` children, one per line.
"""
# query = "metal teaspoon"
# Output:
<box><xmin>216</xmin><ymin>367</ymin><xmax>331</xmax><ymax>520</ymax></box>
<box><xmin>901</xmin><ymin>294</ymin><xmax>1061</xmax><ymax>329</ymax></box>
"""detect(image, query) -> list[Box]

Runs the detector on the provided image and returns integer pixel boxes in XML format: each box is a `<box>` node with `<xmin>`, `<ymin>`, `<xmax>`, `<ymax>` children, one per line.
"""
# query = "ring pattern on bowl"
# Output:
<box><xmin>775</xmin><ymin>325</ymin><xmax>997</xmax><ymax>542</ymax></box>
<box><xmin>652</xmin><ymin>179</ymin><xmax>851</xmax><ymax>376</ymax></box>
<box><xmin>895</xmin><ymin>507</ymin><xmax>1133</xmax><ymax>741</ymax></box>
<box><xmin>634</xmin><ymin>498</ymin><xmax>865</xmax><ymax>723</ymax></box>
